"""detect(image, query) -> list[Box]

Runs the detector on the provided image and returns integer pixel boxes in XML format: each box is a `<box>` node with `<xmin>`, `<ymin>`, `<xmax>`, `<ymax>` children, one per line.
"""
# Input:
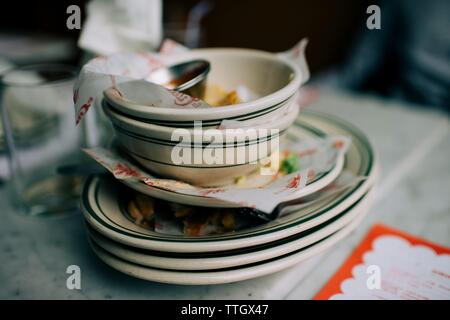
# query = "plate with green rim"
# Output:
<box><xmin>117</xmin><ymin>113</ymin><xmax>345</xmax><ymax>208</ymax></box>
<box><xmin>88</xmin><ymin>201</ymin><xmax>370</xmax><ymax>285</ymax></box>
<box><xmin>87</xmin><ymin>187</ymin><xmax>374</xmax><ymax>271</ymax></box>
<box><xmin>81</xmin><ymin>111</ymin><xmax>378</xmax><ymax>252</ymax></box>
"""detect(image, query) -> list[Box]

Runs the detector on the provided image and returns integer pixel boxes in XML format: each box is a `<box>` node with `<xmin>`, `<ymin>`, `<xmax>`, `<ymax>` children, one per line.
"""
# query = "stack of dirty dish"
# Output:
<box><xmin>81</xmin><ymin>48</ymin><xmax>378</xmax><ymax>285</ymax></box>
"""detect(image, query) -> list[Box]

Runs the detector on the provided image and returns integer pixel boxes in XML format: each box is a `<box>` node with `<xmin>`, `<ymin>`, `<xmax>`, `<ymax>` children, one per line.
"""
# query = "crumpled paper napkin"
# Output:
<box><xmin>78</xmin><ymin>0</ymin><xmax>162</xmax><ymax>55</ymax></box>
<box><xmin>83</xmin><ymin>135</ymin><xmax>350</xmax><ymax>213</ymax></box>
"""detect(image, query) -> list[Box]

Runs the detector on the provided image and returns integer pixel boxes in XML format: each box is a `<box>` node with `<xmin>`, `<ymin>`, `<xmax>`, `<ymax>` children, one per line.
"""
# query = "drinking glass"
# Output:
<box><xmin>0</xmin><ymin>64</ymin><xmax>87</xmax><ymax>216</ymax></box>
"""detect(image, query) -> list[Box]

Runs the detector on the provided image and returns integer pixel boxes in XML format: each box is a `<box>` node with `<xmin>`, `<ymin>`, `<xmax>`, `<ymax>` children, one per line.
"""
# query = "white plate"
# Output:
<box><xmin>89</xmin><ymin>203</ymin><xmax>369</xmax><ymax>285</ymax></box>
<box><xmin>81</xmin><ymin>111</ymin><xmax>378</xmax><ymax>253</ymax></box>
<box><xmin>87</xmin><ymin>187</ymin><xmax>374</xmax><ymax>271</ymax></box>
<box><xmin>118</xmin><ymin>116</ymin><xmax>344</xmax><ymax>207</ymax></box>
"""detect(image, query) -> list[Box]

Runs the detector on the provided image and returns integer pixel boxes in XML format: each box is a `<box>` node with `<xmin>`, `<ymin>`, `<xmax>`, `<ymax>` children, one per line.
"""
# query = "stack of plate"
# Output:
<box><xmin>81</xmin><ymin>111</ymin><xmax>378</xmax><ymax>285</ymax></box>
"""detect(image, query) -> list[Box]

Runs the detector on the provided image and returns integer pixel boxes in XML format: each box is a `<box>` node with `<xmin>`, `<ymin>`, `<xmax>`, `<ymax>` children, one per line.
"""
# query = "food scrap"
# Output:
<box><xmin>202</xmin><ymin>84</ymin><xmax>241</xmax><ymax>106</ymax></box>
<box><xmin>280</xmin><ymin>152</ymin><xmax>300</xmax><ymax>175</ymax></box>
<box><xmin>127</xmin><ymin>192</ymin><xmax>237</xmax><ymax>236</ymax></box>
<box><xmin>182</xmin><ymin>210</ymin><xmax>236</xmax><ymax>236</ymax></box>
<box><xmin>127</xmin><ymin>193</ymin><xmax>155</xmax><ymax>229</ymax></box>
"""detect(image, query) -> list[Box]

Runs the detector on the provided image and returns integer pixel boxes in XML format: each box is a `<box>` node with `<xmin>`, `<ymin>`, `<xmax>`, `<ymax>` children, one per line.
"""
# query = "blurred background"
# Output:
<box><xmin>0</xmin><ymin>0</ymin><xmax>448</xmax><ymax>108</ymax></box>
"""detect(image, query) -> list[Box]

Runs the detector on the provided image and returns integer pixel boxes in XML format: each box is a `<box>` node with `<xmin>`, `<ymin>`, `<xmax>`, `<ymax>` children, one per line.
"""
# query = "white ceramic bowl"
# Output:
<box><xmin>103</xmin><ymin>48</ymin><xmax>301</xmax><ymax>126</ymax></box>
<box><xmin>103</xmin><ymin>101</ymin><xmax>299</xmax><ymax>186</ymax></box>
<box><xmin>102</xmin><ymin>91</ymin><xmax>297</xmax><ymax>128</ymax></box>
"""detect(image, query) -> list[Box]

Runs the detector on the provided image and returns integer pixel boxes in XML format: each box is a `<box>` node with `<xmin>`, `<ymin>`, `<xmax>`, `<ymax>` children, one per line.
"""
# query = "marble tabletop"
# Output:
<box><xmin>1</xmin><ymin>89</ymin><xmax>449</xmax><ymax>299</ymax></box>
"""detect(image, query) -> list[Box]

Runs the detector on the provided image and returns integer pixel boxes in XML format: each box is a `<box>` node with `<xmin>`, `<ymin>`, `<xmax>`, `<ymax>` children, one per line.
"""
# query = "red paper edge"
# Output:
<box><xmin>313</xmin><ymin>223</ymin><xmax>450</xmax><ymax>300</ymax></box>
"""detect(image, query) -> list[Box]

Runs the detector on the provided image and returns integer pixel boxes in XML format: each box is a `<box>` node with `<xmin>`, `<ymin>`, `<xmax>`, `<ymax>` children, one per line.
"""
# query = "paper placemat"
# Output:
<box><xmin>315</xmin><ymin>224</ymin><xmax>450</xmax><ymax>300</ymax></box>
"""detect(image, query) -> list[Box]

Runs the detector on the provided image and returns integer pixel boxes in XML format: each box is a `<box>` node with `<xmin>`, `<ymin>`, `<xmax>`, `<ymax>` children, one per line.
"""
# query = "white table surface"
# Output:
<box><xmin>1</xmin><ymin>89</ymin><xmax>449</xmax><ymax>299</ymax></box>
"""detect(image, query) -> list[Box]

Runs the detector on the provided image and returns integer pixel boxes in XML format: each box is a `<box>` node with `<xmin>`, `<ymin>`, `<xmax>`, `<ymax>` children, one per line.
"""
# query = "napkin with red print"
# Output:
<box><xmin>83</xmin><ymin>135</ymin><xmax>350</xmax><ymax>213</ymax></box>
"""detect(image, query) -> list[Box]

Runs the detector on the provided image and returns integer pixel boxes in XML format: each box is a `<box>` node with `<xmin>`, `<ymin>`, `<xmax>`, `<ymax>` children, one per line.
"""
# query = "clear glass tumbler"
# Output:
<box><xmin>0</xmin><ymin>64</ymin><xmax>86</xmax><ymax>217</ymax></box>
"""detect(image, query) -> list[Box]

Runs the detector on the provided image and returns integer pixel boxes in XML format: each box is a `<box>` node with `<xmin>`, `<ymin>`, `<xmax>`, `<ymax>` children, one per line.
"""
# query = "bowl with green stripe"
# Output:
<box><xmin>103</xmin><ymin>48</ymin><xmax>303</xmax><ymax>125</ymax></box>
<box><xmin>102</xmin><ymin>99</ymin><xmax>299</xmax><ymax>187</ymax></box>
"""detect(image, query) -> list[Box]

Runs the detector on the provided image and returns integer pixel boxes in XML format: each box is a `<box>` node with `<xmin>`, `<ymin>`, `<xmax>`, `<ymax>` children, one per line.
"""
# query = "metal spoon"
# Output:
<box><xmin>146</xmin><ymin>59</ymin><xmax>210</xmax><ymax>98</ymax></box>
